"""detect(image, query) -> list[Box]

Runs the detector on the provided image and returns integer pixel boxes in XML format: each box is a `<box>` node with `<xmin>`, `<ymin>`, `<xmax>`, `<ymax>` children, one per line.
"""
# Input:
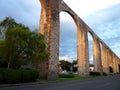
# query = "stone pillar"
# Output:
<box><xmin>77</xmin><ymin>23</ymin><xmax>89</xmax><ymax>76</ymax></box>
<box><xmin>93</xmin><ymin>38</ymin><xmax>102</xmax><ymax>74</ymax></box>
<box><xmin>110</xmin><ymin>52</ymin><xmax>114</xmax><ymax>73</ymax></box>
<box><xmin>39</xmin><ymin>0</ymin><xmax>60</xmax><ymax>80</ymax></box>
<box><xmin>101</xmin><ymin>43</ymin><xmax>105</xmax><ymax>73</ymax></box>
<box><xmin>107</xmin><ymin>50</ymin><xmax>110</xmax><ymax>73</ymax></box>
<box><xmin>113</xmin><ymin>55</ymin><xmax>116</xmax><ymax>73</ymax></box>
<box><xmin>116</xmin><ymin>58</ymin><xmax>119</xmax><ymax>73</ymax></box>
<box><xmin>113</xmin><ymin>54</ymin><xmax>119</xmax><ymax>73</ymax></box>
<box><xmin>106</xmin><ymin>48</ymin><xmax>110</xmax><ymax>74</ymax></box>
<box><xmin>115</xmin><ymin>57</ymin><xmax>118</xmax><ymax>73</ymax></box>
<box><xmin>118</xmin><ymin>59</ymin><xmax>120</xmax><ymax>72</ymax></box>
<box><xmin>102</xmin><ymin>44</ymin><xmax>109</xmax><ymax>74</ymax></box>
<box><xmin>107</xmin><ymin>50</ymin><xmax>113</xmax><ymax>73</ymax></box>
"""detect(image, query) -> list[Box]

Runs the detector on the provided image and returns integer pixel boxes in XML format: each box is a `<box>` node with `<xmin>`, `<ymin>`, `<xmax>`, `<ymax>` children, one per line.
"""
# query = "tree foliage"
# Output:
<box><xmin>59</xmin><ymin>60</ymin><xmax>71</xmax><ymax>71</ymax></box>
<box><xmin>0</xmin><ymin>17</ymin><xmax>49</xmax><ymax>69</ymax></box>
<box><xmin>72</xmin><ymin>60</ymin><xmax>77</xmax><ymax>72</ymax></box>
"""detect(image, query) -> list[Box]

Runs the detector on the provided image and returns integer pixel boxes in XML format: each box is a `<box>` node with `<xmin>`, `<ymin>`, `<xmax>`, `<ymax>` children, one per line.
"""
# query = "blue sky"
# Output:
<box><xmin>0</xmin><ymin>0</ymin><xmax>120</xmax><ymax>62</ymax></box>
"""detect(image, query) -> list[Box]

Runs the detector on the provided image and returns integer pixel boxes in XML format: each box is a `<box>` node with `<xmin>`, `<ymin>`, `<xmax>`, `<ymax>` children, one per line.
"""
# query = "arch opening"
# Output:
<box><xmin>88</xmin><ymin>32</ymin><xmax>94</xmax><ymax>72</ymax></box>
<box><xmin>118</xmin><ymin>64</ymin><xmax>120</xmax><ymax>72</ymax></box>
<box><xmin>109</xmin><ymin>66</ymin><xmax>113</xmax><ymax>73</ymax></box>
<box><xmin>59</xmin><ymin>12</ymin><xmax>77</xmax><ymax>73</ymax></box>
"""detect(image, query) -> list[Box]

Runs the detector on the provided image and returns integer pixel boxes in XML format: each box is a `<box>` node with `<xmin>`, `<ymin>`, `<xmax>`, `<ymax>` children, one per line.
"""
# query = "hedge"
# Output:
<box><xmin>90</xmin><ymin>72</ymin><xmax>101</xmax><ymax>76</ymax></box>
<box><xmin>21</xmin><ymin>70</ymin><xmax>31</xmax><ymax>83</ymax></box>
<box><xmin>90</xmin><ymin>71</ymin><xmax>107</xmax><ymax>76</ymax></box>
<box><xmin>4</xmin><ymin>69</ymin><xmax>21</xmax><ymax>84</ymax></box>
<box><xmin>0</xmin><ymin>68</ymin><xmax>39</xmax><ymax>84</ymax></box>
<box><xmin>59</xmin><ymin>74</ymin><xmax>74</xmax><ymax>78</ymax></box>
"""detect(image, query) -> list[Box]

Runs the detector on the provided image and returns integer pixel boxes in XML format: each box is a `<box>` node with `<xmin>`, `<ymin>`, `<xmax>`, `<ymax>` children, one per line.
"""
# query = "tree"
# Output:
<box><xmin>59</xmin><ymin>60</ymin><xmax>71</xmax><ymax>72</ymax></box>
<box><xmin>0</xmin><ymin>17</ymin><xmax>16</xmax><ymax>40</ymax></box>
<box><xmin>0</xmin><ymin>40</ymin><xmax>8</xmax><ymax>67</ymax></box>
<box><xmin>72</xmin><ymin>60</ymin><xmax>77</xmax><ymax>72</ymax></box>
<box><xmin>0</xmin><ymin>17</ymin><xmax>49</xmax><ymax>69</ymax></box>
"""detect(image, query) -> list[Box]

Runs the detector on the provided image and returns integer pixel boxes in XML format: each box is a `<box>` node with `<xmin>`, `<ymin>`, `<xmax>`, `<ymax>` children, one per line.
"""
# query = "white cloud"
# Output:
<box><xmin>59</xmin><ymin>54</ymin><xmax>77</xmax><ymax>62</ymax></box>
<box><xmin>59</xmin><ymin>55</ymin><xmax>70</xmax><ymax>61</ymax></box>
<box><xmin>64</xmin><ymin>0</ymin><xmax>120</xmax><ymax>18</ymax></box>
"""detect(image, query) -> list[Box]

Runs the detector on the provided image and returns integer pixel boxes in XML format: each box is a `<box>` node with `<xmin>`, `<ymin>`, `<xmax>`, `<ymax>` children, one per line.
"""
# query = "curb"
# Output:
<box><xmin>0</xmin><ymin>81</ymin><xmax>48</xmax><ymax>88</ymax></box>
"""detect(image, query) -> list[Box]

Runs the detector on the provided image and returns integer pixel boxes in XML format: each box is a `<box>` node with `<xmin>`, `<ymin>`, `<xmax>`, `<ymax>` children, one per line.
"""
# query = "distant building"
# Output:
<box><xmin>90</xmin><ymin>66</ymin><xmax>94</xmax><ymax>71</ymax></box>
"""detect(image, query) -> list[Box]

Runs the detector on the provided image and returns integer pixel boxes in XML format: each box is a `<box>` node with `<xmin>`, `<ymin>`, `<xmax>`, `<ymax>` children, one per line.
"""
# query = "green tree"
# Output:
<box><xmin>27</xmin><ymin>31</ymin><xmax>49</xmax><ymax>64</ymax></box>
<box><xmin>0</xmin><ymin>17</ymin><xmax>49</xmax><ymax>69</ymax></box>
<box><xmin>0</xmin><ymin>17</ymin><xmax>17</xmax><ymax>35</ymax></box>
<box><xmin>0</xmin><ymin>17</ymin><xmax>16</xmax><ymax>40</ymax></box>
<box><xmin>0</xmin><ymin>40</ymin><xmax>8</xmax><ymax>67</ymax></box>
<box><xmin>0</xmin><ymin>24</ymin><xmax>29</xmax><ymax>68</ymax></box>
<box><xmin>59</xmin><ymin>60</ymin><xmax>71</xmax><ymax>72</ymax></box>
<box><xmin>72</xmin><ymin>60</ymin><xmax>77</xmax><ymax>72</ymax></box>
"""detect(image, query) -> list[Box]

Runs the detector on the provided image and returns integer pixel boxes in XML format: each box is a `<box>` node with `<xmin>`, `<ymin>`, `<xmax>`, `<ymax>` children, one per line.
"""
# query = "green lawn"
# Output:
<box><xmin>58</xmin><ymin>76</ymin><xmax>87</xmax><ymax>81</ymax></box>
<box><xmin>58</xmin><ymin>76</ymin><xmax>99</xmax><ymax>81</ymax></box>
<box><xmin>45</xmin><ymin>75</ymin><xmax>101</xmax><ymax>83</ymax></box>
<box><xmin>38</xmin><ymin>73</ymin><xmax>104</xmax><ymax>83</ymax></box>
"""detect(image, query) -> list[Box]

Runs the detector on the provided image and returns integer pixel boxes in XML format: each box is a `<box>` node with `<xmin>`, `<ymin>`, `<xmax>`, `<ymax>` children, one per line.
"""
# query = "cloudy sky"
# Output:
<box><xmin>0</xmin><ymin>0</ymin><xmax>120</xmax><ymax>63</ymax></box>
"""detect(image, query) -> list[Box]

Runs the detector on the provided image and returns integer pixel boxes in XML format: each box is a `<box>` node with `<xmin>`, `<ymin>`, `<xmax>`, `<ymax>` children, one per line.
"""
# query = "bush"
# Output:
<box><xmin>21</xmin><ymin>70</ymin><xmax>31</xmax><ymax>83</ymax></box>
<box><xmin>90</xmin><ymin>72</ymin><xmax>101</xmax><ymax>76</ymax></box>
<box><xmin>4</xmin><ymin>69</ymin><xmax>21</xmax><ymax>84</ymax></box>
<box><xmin>30</xmin><ymin>70</ymin><xmax>39</xmax><ymax>81</ymax></box>
<box><xmin>0</xmin><ymin>68</ymin><xmax>4</xmax><ymax>83</ymax></box>
<box><xmin>21</xmin><ymin>70</ymin><xmax>39</xmax><ymax>82</ymax></box>
<box><xmin>0</xmin><ymin>68</ymin><xmax>39</xmax><ymax>84</ymax></box>
<box><xmin>59</xmin><ymin>74</ymin><xmax>74</xmax><ymax>78</ymax></box>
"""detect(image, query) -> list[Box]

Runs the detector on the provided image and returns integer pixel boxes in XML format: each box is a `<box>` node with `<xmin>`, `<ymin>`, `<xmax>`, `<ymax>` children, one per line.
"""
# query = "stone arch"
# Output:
<box><xmin>60</xmin><ymin>2</ymin><xmax>79</xmax><ymax>27</ymax></box>
<box><xmin>59</xmin><ymin>9</ymin><xmax>81</xmax><ymax>61</ymax></box>
<box><xmin>39</xmin><ymin>0</ymin><xmax>120</xmax><ymax>80</ymax></box>
<box><xmin>60</xmin><ymin>1</ymin><xmax>89</xmax><ymax>76</ymax></box>
<box><xmin>87</xmin><ymin>31</ymin><xmax>94</xmax><ymax>71</ymax></box>
<box><xmin>59</xmin><ymin>11</ymin><xmax>77</xmax><ymax>63</ymax></box>
<box><xmin>39</xmin><ymin>0</ymin><xmax>90</xmax><ymax>79</ymax></box>
<box><xmin>59</xmin><ymin>11</ymin><xmax>79</xmax><ymax>28</ymax></box>
<box><xmin>87</xmin><ymin>30</ymin><xmax>102</xmax><ymax>74</ymax></box>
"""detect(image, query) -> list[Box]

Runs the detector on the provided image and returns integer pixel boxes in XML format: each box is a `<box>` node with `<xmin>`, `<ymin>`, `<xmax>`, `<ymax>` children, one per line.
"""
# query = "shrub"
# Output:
<box><xmin>30</xmin><ymin>70</ymin><xmax>39</xmax><ymax>81</ymax></box>
<box><xmin>21</xmin><ymin>69</ymin><xmax>39</xmax><ymax>82</ymax></box>
<box><xmin>59</xmin><ymin>74</ymin><xmax>74</xmax><ymax>78</ymax></box>
<box><xmin>90</xmin><ymin>72</ymin><xmax>101</xmax><ymax>76</ymax></box>
<box><xmin>4</xmin><ymin>69</ymin><xmax>21</xmax><ymax>84</ymax></box>
<box><xmin>0</xmin><ymin>68</ymin><xmax>39</xmax><ymax>84</ymax></box>
<box><xmin>21</xmin><ymin>70</ymin><xmax>31</xmax><ymax>83</ymax></box>
<box><xmin>0</xmin><ymin>68</ymin><xmax>4</xmax><ymax>83</ymax></box>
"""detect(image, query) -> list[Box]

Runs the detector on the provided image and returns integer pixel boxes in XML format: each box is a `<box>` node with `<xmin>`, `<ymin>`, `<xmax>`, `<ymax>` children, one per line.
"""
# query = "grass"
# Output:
<box><xmin>58</xmin><ymin>76</ymin><xmax>87</xmax><ymax>81</ymax></box>
<box><xmin>44</xmin><ymin>75</ymin><xmax>101</xmax><ymax>83</ymax></box>
<box><xmin>58</xmin><ymin>75</ymin><xmax>100</xmax><ymax>82</ymax></box>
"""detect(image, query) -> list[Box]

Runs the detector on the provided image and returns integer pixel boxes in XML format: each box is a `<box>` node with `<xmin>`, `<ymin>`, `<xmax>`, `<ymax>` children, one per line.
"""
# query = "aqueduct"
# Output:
<box><xmin>38</xmin><ymin>0</ymin><xmax>120</xmax><ymax>80</ymax></box>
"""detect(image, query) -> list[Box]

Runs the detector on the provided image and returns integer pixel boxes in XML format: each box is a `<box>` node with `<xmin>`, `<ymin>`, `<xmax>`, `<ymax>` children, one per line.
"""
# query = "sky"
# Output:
<box><xmin>0</xmin><ymin>0</ymin><xmax>120</xmax><ymax>63</ymax></box>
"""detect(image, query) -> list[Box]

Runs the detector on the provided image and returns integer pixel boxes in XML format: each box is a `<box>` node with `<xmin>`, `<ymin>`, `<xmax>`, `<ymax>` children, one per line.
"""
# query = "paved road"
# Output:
<box><xmin>0</xmin><ymin>74</ymin><xmax>120</xmax><ymax>90</ymax></box>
